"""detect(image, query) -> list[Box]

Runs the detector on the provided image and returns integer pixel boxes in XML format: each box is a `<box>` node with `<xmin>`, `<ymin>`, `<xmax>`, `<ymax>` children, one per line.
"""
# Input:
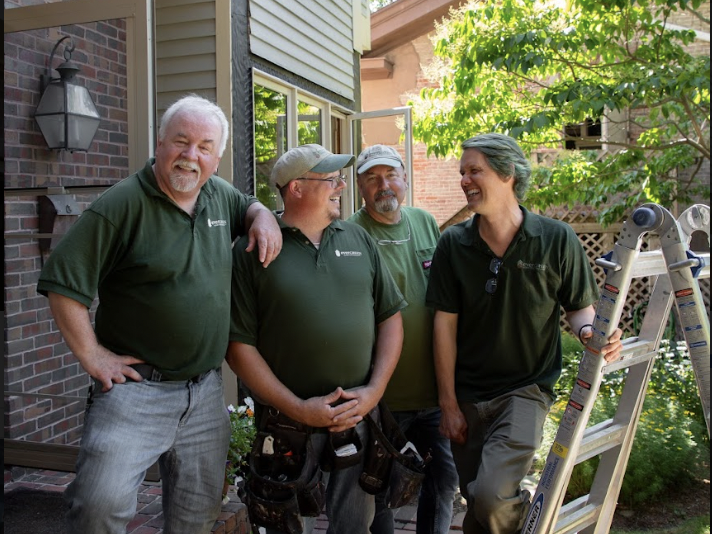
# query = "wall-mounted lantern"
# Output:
<box><xmin>34</xmin><ymin>36</ymin><xmax>101</xmax><ymax>152</ymax></box>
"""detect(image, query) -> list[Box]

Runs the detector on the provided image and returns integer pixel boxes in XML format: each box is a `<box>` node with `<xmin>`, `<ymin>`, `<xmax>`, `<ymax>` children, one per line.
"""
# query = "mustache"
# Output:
<box><xmin>375</xmin><ymin>190</ymin><xmax>396</xmax><ymax>200</ymax></box>
<box><xmin>174</xmin><ymin>159</ymin><xmax>200</xmax><ymax>172</ymax></box>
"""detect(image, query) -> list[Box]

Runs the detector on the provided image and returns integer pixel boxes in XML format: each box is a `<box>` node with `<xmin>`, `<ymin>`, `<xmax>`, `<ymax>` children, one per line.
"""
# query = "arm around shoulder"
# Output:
<box><xmin>243</xmin><ymin>203</ymin><xmax>282</xmax><ymax>267</ymax></box>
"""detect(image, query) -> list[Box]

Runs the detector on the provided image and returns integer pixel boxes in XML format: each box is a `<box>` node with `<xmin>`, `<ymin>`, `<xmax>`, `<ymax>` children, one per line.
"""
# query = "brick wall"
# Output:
<box><xmin>4</xmin><ymin>18</ymin><xmax>129</xmax><ymax>444</ymax></box>
<box><xmin>410</xmin><ymin>143</ymin><xmax>464</xmax><ymax>227</ymax></box>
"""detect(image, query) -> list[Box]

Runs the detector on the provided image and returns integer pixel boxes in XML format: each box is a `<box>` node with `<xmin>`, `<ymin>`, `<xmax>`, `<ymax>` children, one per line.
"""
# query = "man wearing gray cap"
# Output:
<box><xmin>226</xmin><ymin>144</ymin><xmax>406</xmax><ymax>534</ymax></box>
<box><xmin>350</xmin><ymin>145</ymin><xmax>458</xmax><ymax>534</ymax></box>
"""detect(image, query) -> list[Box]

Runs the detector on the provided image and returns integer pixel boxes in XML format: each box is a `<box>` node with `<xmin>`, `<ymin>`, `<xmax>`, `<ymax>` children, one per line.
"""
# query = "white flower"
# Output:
<box><xmin>227</xmin><ymin>404</ymin><xmax>236</xmax><ymax>413</ymax></box>
<box><xmin>244</xmin><ymin>397</ymin><xmax>255</xmax><ymax>411</ymax></box>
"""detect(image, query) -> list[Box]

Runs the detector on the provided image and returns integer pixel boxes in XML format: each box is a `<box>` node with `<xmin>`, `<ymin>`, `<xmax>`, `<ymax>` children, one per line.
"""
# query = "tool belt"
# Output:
<box><xmin>359</xmin><ymin>402</ymin><xmax>428</xmax><ymax>509</ymax></box>
<box><xmin>246</xmin><ymin>403</ymin><xmax>426</xmax><ymax>532</ymax></box>
<box><xmin>245</xmin><ymin>409</ymin><xmax>325</xmax><ymax>534</ymax></box>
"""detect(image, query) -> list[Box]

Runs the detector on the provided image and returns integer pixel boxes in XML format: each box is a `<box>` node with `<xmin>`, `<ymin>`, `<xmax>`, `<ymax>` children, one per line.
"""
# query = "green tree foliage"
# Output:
<box><xmin>370</xmin><ymin>0</ymin><xmax>395</xmax><ymax>12</ymax></box>
<box><xmin>410</xmin><ymin>0</ymin><xmax>710</xmax><ymax>225</ymax></box>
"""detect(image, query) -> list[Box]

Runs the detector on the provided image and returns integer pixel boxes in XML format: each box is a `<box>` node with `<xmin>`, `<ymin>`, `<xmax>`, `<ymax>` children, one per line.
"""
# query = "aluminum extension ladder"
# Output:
<box><xmin>522</xmin><ymin>203</ymin><xmax>711</xmax><ymax>534</ymax></box>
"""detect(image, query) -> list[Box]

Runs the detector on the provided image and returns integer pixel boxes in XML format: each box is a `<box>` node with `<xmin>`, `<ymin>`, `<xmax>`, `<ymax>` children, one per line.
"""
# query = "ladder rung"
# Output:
<box><xmin>554</xmin><ymin>495</ymin><xmax>602</xmax><ymax>534</ymax></box>
<box><xmin>630</xmin><ymin>251</ymin><xmax>669</xmax><ymax>277</ymax></box>
<box><xmin>576</xmin><ymin>419</ymin><xmax>628</xmax><ymax>463</ymax></box>
<box><xmin>626</xmin><ymin>250</ymin><xmax>709</xmax><ymax>279</ymax></box>
<box><xmin>603</xmin><ymin>338</ymin><xmax>656</xmax><ymax>374</ymax></box>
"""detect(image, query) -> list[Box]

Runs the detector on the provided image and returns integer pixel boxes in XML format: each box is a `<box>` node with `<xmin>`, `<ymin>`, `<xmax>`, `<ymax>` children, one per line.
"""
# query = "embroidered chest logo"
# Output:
<box><xmin>207</xmin><ymin>218</ymin><xmax>227</xmax><ymax>227</ymax></box>
<box><xmin>335</xmin><ymin>249</ymin><xmax>362</xmax><ymax>257</ymax></box>
<box><xmin>422</xmin><ymin>260</ymin><xmax>432</xmax><ymax>269</ymax></box>
<box><xmin>517</xmin><ymin>260</ymin><xmax>547</xmax><ymax>272</ymax></box>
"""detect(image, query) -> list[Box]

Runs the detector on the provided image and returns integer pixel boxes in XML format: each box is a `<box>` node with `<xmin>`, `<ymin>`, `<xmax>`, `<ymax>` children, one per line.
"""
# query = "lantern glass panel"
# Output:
<box><xmin>68</xmin><ymin>115</ymin><xmax>101</xmax><ymax>150</ymax></box>
<box><xmin>67</xmin><ymin>84</ymin><xmax>100</xmax><ymax>117</ymax></box>
<box><xmin>35</xmin><ymin>114</ymin><xmax>65</xmax><ymax>148</ymax></box>
<box><xmin>36</xmin><ymin>83</ymin><xmax>66</xmax><ymax>114</ymax></box>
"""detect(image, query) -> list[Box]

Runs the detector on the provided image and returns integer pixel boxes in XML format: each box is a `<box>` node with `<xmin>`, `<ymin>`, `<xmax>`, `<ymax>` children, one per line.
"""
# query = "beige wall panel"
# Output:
<box><xmin>156</xmin><ymin>2</ymin><xmax>215</xmax><ymax>25</ymax></box>
<box><xmin>156</xmin><ymin>19</ymin><xmax>215</xmax><ymax>40</ymax></box>
<box><xmin>157</xmin><ymin>54</ymin><xmax>217</xmax><ymax>75</ymax></box>
<box><xmin>157</xmin><ymin>71</ymin><xmax>215</xmax><ymax>92</ymax></box>
<box><xmin>157</xmin><ymin>36</ymin><xmax>215</xmax><ymax>57</ymax></box>
<box><xmin>157</xmin><ymin>0</ymin><xmax>210</xmax><ymax>7</ymax></box>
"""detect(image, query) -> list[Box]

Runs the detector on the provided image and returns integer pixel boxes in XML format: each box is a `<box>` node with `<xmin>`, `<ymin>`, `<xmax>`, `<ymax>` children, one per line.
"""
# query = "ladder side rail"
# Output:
<box><xmin>582</xmin><ymin>358</ymin><xmax>657</xmax><ymax>534</ymax></box>
<box><xmin>578</xmin><ymin>203</ymin><xmax>709</xmax><ymax>533</ymax></box>
<box><xmin>659</xmin><ymin>204</ymin><xmax>711</xmax><ymax>436</ymax></box>
<box><xmin>522</xmin><ymin>233</ymin><xmax>646</xmax><ymax>534</ymax></box>
<box><xmin>562</xmin><ymin>270</ymin><xmax>678</xmax><ymax>534</ymax></box>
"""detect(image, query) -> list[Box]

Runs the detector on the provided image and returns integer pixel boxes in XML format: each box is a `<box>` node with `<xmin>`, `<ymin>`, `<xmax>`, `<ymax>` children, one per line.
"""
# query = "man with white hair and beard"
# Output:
<box><xmin>37</xmin><ymin>94</ymin><xmax>281</xmax><ymax>534</ymax></box>
<box><xmin>350</xmin><ymin>145</ymin><xmax>458</xmax><ymax>534</ymax></box>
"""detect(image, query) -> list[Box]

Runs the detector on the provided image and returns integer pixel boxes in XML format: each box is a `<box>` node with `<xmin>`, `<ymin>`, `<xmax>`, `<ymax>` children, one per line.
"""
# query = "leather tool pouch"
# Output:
<box><xmin>359</xmin><ymin>402</ymin><xmax>428</xmax><ymax>509</ymax></box>
<box><xmin>320</xmin><ymin>426</ymin><xmax>364</xmax><ymax>472</ymax></box>
<box><xmin>246</xmin><ymin>413</ymin><xmax>326</xmax><ymax>533</ymax></box>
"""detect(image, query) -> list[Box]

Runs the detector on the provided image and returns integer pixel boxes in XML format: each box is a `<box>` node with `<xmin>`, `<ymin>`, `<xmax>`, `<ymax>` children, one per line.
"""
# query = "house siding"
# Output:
<box><xmin>250</xmin><ymin>0</ymin><xmax>356</xmax><ymax>100</ymax></box>
<box><xmin>155</xmin><ymin>0</ymin><xmax>218</xmax><ymax>114</ymax></box>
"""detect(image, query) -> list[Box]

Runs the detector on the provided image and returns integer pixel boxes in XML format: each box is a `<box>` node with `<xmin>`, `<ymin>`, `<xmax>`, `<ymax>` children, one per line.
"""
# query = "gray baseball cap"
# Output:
<box><xmin>356</xmin><ymin>145</ymin><xmax>404</xmax><ymax>174</ymax></box>
<box><xmin>271</xmin><ymin>144</ymin><xmax>355</xmax><ymax>188</ymax></box>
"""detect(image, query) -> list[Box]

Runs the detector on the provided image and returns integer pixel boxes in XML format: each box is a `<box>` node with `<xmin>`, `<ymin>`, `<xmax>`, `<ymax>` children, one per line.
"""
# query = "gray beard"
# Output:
<box><xmin>375</xmin><ymin>195</ymin><xmax>398</xmax><ymax>213</ymax></box>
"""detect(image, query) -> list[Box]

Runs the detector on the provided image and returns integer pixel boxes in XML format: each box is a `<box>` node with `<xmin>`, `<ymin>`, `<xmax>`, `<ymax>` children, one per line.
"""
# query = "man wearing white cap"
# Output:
<box><xmin>350</xmin><ymin>145</ymin><xmax>458</xmax><ymax>534</ymax></box>
<box><xmin>227</xmin><ymin>144</ymin><xmax>406</xmax><ymax>534</ymax></box>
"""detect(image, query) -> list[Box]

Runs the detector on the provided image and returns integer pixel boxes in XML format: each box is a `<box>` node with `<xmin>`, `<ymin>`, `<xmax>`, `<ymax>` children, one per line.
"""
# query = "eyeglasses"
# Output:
<box><xmin>485</xmin><ymin>258</ymin><xmax>502</xmax><ymax>295</ymax></box>
<box><xmin>377</xmin><ymin>219</ymin><xmax>411</xmax><ymax>245</ymax></box>
<box><xmin>296</xmin><ymin>174</ymin><xmax>347</xmax><ymax>188</ymax></box>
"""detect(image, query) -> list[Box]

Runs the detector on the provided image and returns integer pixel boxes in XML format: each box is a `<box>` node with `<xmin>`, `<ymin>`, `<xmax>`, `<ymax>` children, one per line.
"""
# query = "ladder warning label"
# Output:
<box><xmin>568</xmin><ymin>400</ymin><xmax>583</xmax><ymax>411</ymax></box>
<box><xmin>552</xmin><ymin>441</ymin><xmax>569</xmax><ymax>459</ymax></box>
<box><xmin>576</xmin><ymin>379</ymin><xmax>591</xmax><ymax>390</ymax></box>
<box><xmin>604</xmin><ymin>283</ymin><xmax>620</xmax><ymax>294</ymax></box>
<box><xmin>675</xmin><ymin>288</ymin><xmax>694</xmax><ymax>297</ymax></box>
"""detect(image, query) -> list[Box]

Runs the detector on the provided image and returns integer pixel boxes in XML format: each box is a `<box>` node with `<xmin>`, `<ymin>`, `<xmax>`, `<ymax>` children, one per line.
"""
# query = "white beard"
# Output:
<box><xmin>170</xmin><ymin>173</ymin><xmax>201</xmax><ymax>192</ymax></box>
<box><xmin>169</xmin><ymin>159</ymin><xmax>202</xmax><ymax>192</ymax></box>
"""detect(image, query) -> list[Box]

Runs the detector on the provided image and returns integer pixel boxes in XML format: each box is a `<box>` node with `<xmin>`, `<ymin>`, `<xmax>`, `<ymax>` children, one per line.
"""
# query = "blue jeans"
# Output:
<box><xmin>370</xmin><ymin>407</ymin><xmax>458</xmax><ymax>534</ymax></box>
<box><xmin>451</xmin><ymin>384</ymin><xmax>552</xmax><ymax>534</ymax></box>
<box><xmin>267</xmin><ymin>419</ymin><xmax>375</xmax><ymax>534</ymax></box>
<box><xmin>65</xmin><ymin>369</ymin><xmax>230</xmax><ymax>534</ymax></box>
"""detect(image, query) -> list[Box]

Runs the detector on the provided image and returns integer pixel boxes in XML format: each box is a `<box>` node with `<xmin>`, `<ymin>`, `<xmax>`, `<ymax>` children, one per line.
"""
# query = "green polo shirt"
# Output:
<box><xmin>37</xmin><ymin>159</ymin><xmax>257</xmax><ymax>379</ymax></box>
<box><xmin>230</xmin><ymin>218</ymin><xmax>407</xmax><ymax>400</ymax></box>
<box><xmin>426</xmin><ymin>206</ymin><xmax>599</xmax><ymax>402</ymax></box>
<box><xmin>349</xmin><ymin>206</ymin><xmax>441</xmax><ymax>411</ymax></box>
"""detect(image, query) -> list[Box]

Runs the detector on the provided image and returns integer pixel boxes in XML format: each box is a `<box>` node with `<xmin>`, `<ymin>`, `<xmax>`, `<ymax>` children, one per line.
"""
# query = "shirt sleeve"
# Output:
<box><xmin>37</xmin><ymin>209</ymin><xmax>125</xmax><ymax>308</ymax></box>
<box><xmin>559</xmin><ymin>226</ymin><xmax>600</xmax><ymax>311</ymax></box>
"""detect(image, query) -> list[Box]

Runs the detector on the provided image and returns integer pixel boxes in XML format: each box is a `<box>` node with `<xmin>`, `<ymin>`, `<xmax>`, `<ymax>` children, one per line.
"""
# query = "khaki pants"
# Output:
<box><xmin>451</xmin><ymin>384</ymin><xmax>553</xmax><ymax>534</ymax></box>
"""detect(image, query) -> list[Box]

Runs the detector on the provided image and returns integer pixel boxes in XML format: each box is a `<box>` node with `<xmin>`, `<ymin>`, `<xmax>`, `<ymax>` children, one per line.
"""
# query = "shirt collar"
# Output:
<box><xmin>459</xmin><ymin>205</ymin><xmax>542</xmax><ymax>248</ymax></box>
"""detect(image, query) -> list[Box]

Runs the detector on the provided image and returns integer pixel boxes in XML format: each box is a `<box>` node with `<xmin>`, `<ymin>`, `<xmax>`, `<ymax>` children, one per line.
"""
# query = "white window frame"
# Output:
<box><xmin>252</xmin><ymin>72</ymin><xmax>413</xmax><ymax>219</ymax></box>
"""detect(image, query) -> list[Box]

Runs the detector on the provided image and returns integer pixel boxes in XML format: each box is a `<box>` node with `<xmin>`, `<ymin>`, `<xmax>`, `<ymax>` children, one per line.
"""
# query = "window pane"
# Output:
<box><xmin>298</xmin><ymin>101</ymin><xmax>321</xmax><ymax>146</ymax></box>
<box><xmin>254</xmin><ymin>84</ymin><xmax>287</xmax><ymax>210</ymax></box>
